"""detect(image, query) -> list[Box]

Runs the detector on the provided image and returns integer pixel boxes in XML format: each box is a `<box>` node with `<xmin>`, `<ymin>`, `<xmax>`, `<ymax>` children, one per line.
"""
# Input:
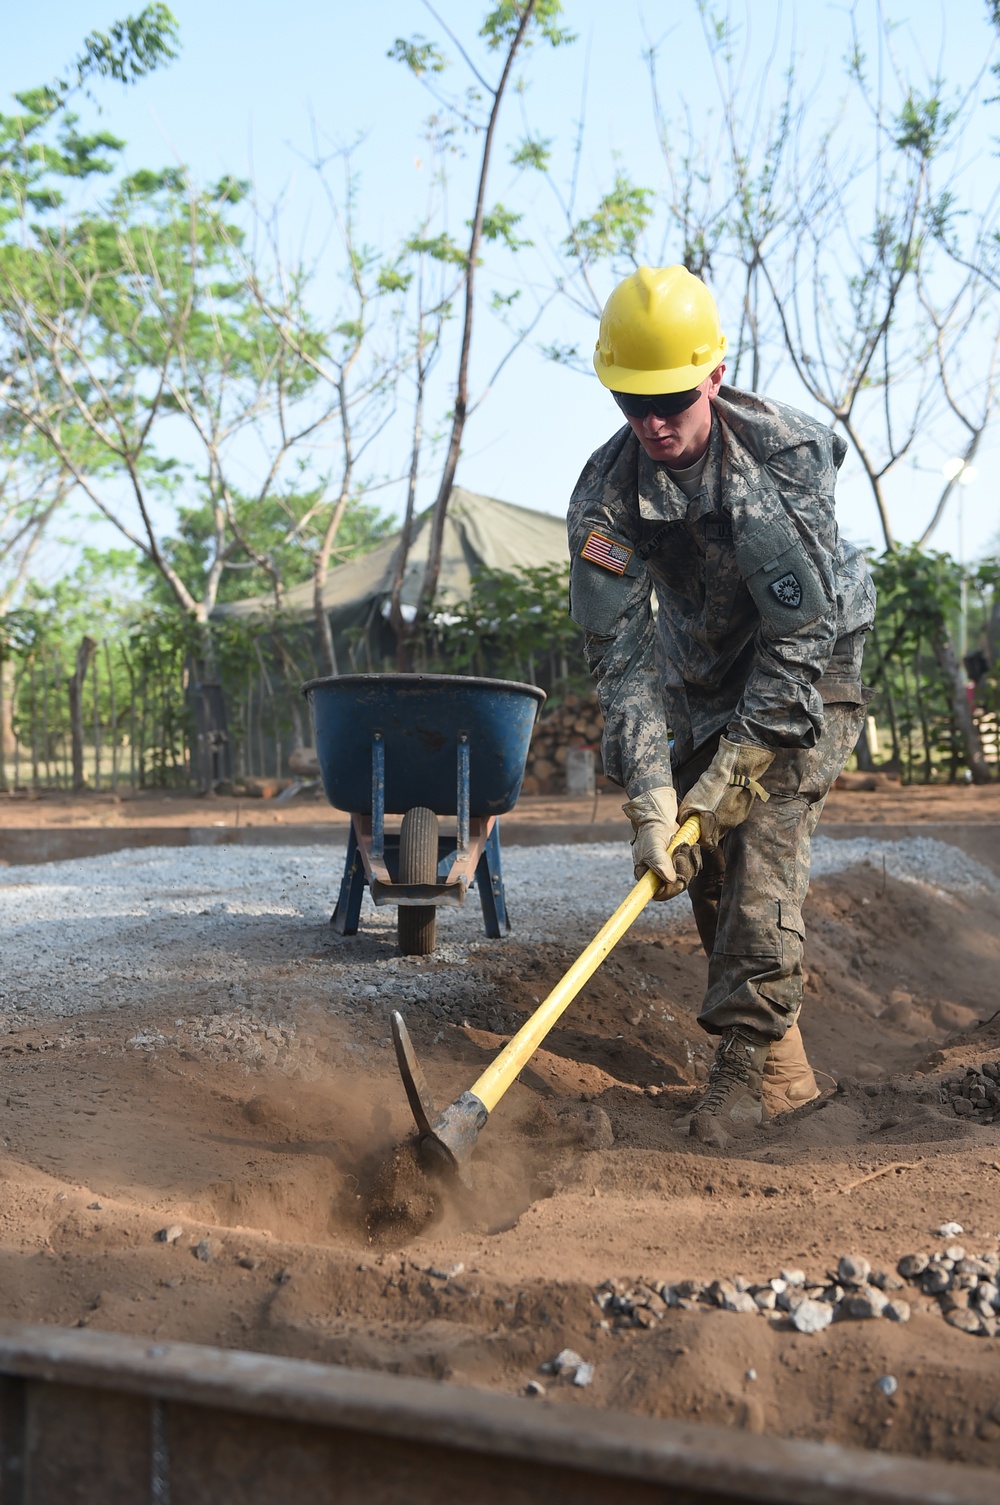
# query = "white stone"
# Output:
<box><xmin>791</xmin><ymin>1299</ymin><xmax>833</xmax><ymax>1334</ymax></box>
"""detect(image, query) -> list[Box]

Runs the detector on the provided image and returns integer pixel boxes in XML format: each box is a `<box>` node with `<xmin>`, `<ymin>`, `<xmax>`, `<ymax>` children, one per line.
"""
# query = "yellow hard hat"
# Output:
<box><xmin>593</xmin><ymin>265</ymin><xmax>727</xmax><ymax>394</ymax></box>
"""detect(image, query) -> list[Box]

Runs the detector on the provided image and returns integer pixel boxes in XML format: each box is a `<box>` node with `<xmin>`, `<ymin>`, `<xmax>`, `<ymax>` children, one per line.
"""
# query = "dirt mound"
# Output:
<box><xmin>2</xmin><ymin>857</ymin><xmax>1000</xmax><ymax>1466</ymax></box>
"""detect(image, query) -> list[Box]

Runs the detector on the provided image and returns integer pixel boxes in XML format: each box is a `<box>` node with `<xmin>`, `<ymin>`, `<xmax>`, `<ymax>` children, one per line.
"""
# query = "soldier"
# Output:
<box><xmin>568</xmin><ymin>265</ymin><xmax>875</xmax><ymax>1148</ymax></box>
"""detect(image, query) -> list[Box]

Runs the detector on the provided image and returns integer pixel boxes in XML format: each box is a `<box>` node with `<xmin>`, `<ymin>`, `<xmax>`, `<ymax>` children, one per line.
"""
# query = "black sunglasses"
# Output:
<box><xmin>613</xmin><ymin>387</ymin><xmax>702</xmax><ymax>419</ymax></box>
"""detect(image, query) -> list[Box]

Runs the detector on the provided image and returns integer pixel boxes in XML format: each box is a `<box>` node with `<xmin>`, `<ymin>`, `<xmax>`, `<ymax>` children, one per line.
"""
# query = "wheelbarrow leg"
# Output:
<box><xmin>475</xmin><ymin>821</ymin><xmax>509</xmax><ymax>938</ymax></box>
<box><xmin>332</xmin><ymin>821</ymin><xmax>366</xmax><ymax>935</ymax></box>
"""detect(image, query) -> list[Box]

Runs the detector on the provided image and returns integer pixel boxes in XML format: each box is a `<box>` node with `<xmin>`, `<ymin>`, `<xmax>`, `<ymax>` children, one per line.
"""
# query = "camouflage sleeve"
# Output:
<box><xmin>567</xmin><ymin>441</ymin><xmax>673</xmax><ymax>796</ymax></box>
<box><xmin>729</xmin><ymin>444</ymin><xmax>842</xmax><ymax>750</ymax></box>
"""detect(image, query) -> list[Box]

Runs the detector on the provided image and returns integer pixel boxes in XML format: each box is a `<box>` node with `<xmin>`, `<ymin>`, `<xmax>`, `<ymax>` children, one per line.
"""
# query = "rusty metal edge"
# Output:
<box><xmin>0</xmin><ymin>1323</ymin><xmax>994</xmax><ymax>1504</ymax></box>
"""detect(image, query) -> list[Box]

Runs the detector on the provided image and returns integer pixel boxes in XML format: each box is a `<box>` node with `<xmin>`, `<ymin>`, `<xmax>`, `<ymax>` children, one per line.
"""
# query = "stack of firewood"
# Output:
<box><xmin>521</xmin><ymin>691</ymin><xmax>606</xmax><ymax>795</ymax></box>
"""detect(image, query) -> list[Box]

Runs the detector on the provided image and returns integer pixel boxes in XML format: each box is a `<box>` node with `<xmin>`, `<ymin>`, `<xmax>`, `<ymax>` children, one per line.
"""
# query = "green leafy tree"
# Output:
<box><xmin>866</xmin><ymin>547</ymin><xmax>991</xmax><ymax>782</ymax></box>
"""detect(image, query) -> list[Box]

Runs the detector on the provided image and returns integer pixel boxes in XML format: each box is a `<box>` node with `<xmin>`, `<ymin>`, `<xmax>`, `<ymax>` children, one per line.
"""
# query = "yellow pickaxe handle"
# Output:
<box><xmin>468</xmin><ymin>814</ymin><xmax>701</xmax><ymax>1114</ymax></box>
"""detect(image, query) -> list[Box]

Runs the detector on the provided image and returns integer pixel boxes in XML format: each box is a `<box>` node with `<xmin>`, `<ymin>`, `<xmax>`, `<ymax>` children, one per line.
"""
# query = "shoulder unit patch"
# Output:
<box><xmin>581</xmin><ymin>531</ymin><xmax>633</xmax><ymax>575</ymax></box>
<box><xmin>770</xmin><ymin>571</ymin><xmax>803</xmax><ymax>608</ymax></box>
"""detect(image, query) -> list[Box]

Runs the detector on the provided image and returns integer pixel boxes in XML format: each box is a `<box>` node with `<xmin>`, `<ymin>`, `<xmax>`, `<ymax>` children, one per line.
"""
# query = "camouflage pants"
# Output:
<box><xmin>674</xmin><ymin>701</ymin><xmax>867</xmax><ymax>1041</ymax></box>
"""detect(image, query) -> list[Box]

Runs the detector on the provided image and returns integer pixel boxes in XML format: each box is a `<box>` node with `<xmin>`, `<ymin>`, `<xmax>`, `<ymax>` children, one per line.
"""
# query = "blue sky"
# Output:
<box><xmin>3</xmin><ymin>1</ymin><xmax>999</xmax><ymax>572</ymax></box>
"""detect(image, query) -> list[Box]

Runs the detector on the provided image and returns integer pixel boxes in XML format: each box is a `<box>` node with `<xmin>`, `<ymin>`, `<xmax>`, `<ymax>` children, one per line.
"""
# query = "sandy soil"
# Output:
<box><xmin>2</xmin><ymin>799</ymin><xmax>1000</xmax><ymax>1469</ymax></box>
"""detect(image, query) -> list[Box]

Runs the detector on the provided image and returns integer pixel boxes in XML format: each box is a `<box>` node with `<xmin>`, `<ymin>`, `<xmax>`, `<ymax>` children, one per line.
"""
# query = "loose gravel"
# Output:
<box><xmin>595</xmin><ymin>1236</ymin><xmax>1000</xmax><ymax>1339</ymax></box>
<box><xmin>0</xmin><ymin>835</ymin><xmax>995</xmax><ymax>1027</ymax></box>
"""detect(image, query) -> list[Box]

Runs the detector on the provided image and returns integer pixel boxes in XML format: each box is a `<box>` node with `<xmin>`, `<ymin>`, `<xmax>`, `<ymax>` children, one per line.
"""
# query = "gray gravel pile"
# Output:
<box><xmin>808</xmin><ymin>835</ymin><xmax>1000</xmax><ymax>897</ymax></box>
<box><xmin>0</xmin><ymin>834</ymin><xmax>995</xmax><ymax>1029</ymax></box>
<box><xmin>594</xmin><ymin>1237</ymin><xmax>1000</xmax><ymax>1338</ymax></box>
<box><xmin>945</xmin><ymin>1061</ymin><xmax>1000</xmax><ymax>1123</ymax></box>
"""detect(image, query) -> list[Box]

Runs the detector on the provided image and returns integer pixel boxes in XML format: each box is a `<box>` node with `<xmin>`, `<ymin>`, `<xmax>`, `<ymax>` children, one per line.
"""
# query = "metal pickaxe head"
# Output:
<box><xmin>390</xmin><ymin>1011</ymin><xmax>488</xmax><ymax>1188</ymax></box>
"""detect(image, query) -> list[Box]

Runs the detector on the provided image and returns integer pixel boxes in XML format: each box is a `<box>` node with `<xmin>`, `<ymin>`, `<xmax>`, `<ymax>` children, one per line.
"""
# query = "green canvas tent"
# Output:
<box><xmin>213</xmin><ymin>487</ymin><xmax>570</xmax><ymax>673</ymax></box>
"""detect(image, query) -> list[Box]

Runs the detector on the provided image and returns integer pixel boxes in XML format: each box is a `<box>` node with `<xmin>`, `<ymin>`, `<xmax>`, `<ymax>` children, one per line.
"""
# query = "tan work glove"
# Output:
<box><xmin>622</xmin><ymin>786</ymin><xmax>701</xmax><ymax>900</ymax></box>
<box><xmin>678</xmin><ymin>736</ymin><xmax>773</xmax><ymax>850</ymax></box>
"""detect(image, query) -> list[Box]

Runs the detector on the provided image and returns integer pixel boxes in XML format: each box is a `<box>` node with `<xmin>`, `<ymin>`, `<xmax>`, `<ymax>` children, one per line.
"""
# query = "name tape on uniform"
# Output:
<box><xmin>580</xmin><ymin>531</ymin><xmax>633</xmax><ymax>575</ymax></box>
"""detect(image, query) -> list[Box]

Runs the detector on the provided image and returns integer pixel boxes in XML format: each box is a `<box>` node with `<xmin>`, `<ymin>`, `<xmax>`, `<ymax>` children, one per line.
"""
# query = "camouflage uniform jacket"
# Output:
<box><xmin>567</xmin><ymin>386</ymin><xmax>876</xmax><ymax>797</ymax></box>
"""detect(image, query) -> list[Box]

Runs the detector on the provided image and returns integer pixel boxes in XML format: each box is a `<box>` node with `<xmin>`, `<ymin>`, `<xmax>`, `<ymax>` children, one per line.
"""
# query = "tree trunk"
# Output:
<box><xmin>0</xmin><ymin>656</ymin><xmax>13</xmax><ymax>791</ymax></box>
<box><xmin>418</xmin><ymin>0</ymin><xmax>538</xmax><ymax>618</ymax></box>
<box><xmin>932</xmin><ymin>626</ymin><xmax>992</xmax><ymax>784</ymax></box>
<box><xmin>314</xmin><ymin>578</ymin><xmax>338</xmax><ymax>678</ymax></box>
<box><xmin>67</xmin><ymin>637</ymin><xmax>97</xmax><ymax>793</ymax></box>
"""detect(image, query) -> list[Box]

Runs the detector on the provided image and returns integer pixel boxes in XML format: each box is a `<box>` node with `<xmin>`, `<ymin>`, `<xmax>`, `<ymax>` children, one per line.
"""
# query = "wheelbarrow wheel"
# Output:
<box><xmin>398</xmin><ymin>806</ymin><xmax>438</xmax><ymax>956</ymax></box>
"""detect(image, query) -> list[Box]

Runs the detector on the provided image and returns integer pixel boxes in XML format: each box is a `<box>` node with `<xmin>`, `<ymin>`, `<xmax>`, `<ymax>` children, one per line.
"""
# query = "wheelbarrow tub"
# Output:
<box><xmin>302</xmin><ymin>673</ymin><xmax>545</xmax><ymax>817</ymax></box>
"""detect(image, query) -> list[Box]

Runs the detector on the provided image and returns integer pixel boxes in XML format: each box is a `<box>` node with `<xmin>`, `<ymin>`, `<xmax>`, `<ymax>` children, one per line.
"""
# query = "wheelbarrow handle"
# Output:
<box><xmin>468</xmin><ymin>815</ymin><xmax>702</xmax><ymax>1114</ymax></box>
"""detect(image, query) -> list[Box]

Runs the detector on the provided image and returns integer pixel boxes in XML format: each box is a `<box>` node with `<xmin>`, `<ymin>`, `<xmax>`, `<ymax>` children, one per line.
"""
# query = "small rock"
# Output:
<box><xmin>238</xmin><ymin>1255</ymin><xmax>261</xmax><ymax>1271</ymax></box>
<box><xmin>525</xmin><ymin>1380</ymin><xmax>545</xmax><ymax>1397</ymax></box>
<box><xmin>275</xmin><ymin>1268</ymin><xmax>292</xmax><ymax>1285</ymax></box>
<box><xmin>781</xmin><ymin>1269</ymin><xmax>806</xmax><ymax>1287</ymax></box>
<box><xmin>754</xmin><ymin>1289</ymin><xmax>777</xmax><ymax>1312</ymax></box>
<box><xmin>870</xmin><ymin>1270</ymin><xmax>904</xmax><ymax>1292</ymax></box>
<box><xmin>883</xmin><ymin>1299</ymin><xmax>911</xmax><ymax>1323</ymax></box>
<box><xmin>549</xmin><ymin>1348</ymin><xmax>584</xmax><ymax>1375</ymax></box>
<box><xmin>154</xmin><ymin>1225</ymin><xmax>183</xmax><ymax>1245</ymax></box>
<box><xmin>876</xmin><ymin>1375</ymin><xmax>898</xmax><ymax>1397</ymax></box>
<box><xmin>87</xmin><ymin>1202</ymin><xmax>102</xmax><ymax>1211</ymax></box>
<box><xmin>937</xmin><ymin>1221</ymin><xmax>964</xmax><ymax>1238</ymax></box>
<box><xmin>745</xmin><ymin>1368</ymin><xmax>758</xmax><ymax>1381</ymax></box>
<box><xmin>897</xmin><ymin>1252</ymin><xmax>929</xmax><ymax>1279</ymax></box>
<box><xmin>944</xmin><ymin>1244</ymin><xmax>966</xmax><ymax>1263</ymax></box>
<box><xmin>426</xmin><ymin>1262</ymin><xmax>465</xmax><ymax>1281</ymax></box>
<box><xmin>572</xmin><ymin>1362</ymin><xmax>595</xmax><ymax>1388</ymax></box>
<box><xmin>921</xmin><ymin>1263</ymin><xmax>952</xmax><ymax>1295</ymax></box>
<box><xmin>791</xmin><ymin>1299</ymin><xmax>833</xmax><ymax>1334</ymax></box>
<box><xmin>953</xmin><ymin>1098</ymin><xmax>975</xmax><ymax>1117</ymax></box>
<box><xmin>945</xmin><ymin>1307</ymin><xmax>983</xmax><ymax>1334</ymax></box>
<box><xmin>841</xmin><ymin>1287</ymin><xmax>887</xmax><ymax>1320</ymax></box>
<box><xmin>837</xmin><ymin>1254</ymin><xmax>871</xmax><ymax>1286</ymax></box>
<box><xmin>958</xmin><ymin>1258</ymin><xmax>995</xmax><ymax>1279</ymax></box>
<box><xmin>192</xmin><ymin>1239</ymin><xmax>213</xmax><ymax>1263</ymax></box>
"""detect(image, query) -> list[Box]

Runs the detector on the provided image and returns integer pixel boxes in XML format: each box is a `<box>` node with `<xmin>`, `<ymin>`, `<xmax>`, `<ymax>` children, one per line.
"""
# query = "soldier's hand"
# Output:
<box><xmin>622</xmin><ymin>786</ymin><xmax>700</xmax><ymax>899</ymax></box>
<box><xmin>678</xmin><ymin>737</ymin><xmax>774</xmax><ymax>850</ymax></box>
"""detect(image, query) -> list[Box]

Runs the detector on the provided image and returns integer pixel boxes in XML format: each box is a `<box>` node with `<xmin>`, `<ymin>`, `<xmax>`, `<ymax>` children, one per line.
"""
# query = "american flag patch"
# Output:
<box><xmin>580</xmin><ymin>531</ymin><xmax>632</xmax><ymax>574</ymax></box>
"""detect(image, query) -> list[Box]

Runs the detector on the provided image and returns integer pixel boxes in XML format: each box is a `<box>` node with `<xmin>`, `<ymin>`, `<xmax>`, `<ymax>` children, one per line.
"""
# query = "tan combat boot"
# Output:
<box><xmin>689</xmin><ymin>1026</ymin><xmax>770</xmax><ymax>1149</ymax></box>
<box><xmin>762</xmin><ymin>1019</ymin><xmax>820</xmax><ymax>1117</ymax></box>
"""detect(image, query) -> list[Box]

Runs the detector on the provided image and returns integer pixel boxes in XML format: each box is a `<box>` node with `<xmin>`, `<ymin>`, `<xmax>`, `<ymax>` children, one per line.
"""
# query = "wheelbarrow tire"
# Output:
<box><xmin>398</xmin><ymin>806</ymin><xmax>439</xmax><ymax>956</ymax></box>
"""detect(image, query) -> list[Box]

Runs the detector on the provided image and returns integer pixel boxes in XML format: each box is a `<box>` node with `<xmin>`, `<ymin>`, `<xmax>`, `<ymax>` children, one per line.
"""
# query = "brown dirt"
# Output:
<box><xmin>1</xmin><ymin>778</ymin><xmax>999</xmax><ymax>828</ymax></box>
<box><xmin>3</xmin><ymin>789</ymin><xmax>1000</xmax><ymax>1467</ymax></box>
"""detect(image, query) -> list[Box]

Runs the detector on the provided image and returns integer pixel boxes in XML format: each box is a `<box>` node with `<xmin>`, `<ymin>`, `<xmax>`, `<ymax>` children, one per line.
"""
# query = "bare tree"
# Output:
<box><xmin>390</xmin><ymin>1</ymin><xmax>573</xmax><ymax>622</ymax></box>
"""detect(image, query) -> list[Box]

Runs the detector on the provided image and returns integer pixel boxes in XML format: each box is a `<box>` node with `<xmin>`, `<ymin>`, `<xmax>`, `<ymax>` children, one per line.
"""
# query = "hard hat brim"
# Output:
<box><xmin>593</xmin><ymin>340</ymin><xmax>727</xmax><ymax>394</ymax></box>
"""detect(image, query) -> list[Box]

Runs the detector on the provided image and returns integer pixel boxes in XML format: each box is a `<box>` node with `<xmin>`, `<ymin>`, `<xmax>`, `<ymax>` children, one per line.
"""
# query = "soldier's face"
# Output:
<box><xmin>623</xmin><ymin>365</ymin><xmax>725</xmax><ymax>467</ymax></box>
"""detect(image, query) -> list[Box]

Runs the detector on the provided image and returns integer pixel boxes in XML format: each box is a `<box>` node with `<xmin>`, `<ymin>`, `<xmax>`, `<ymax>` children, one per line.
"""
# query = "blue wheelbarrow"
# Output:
<box><xmin>302</xmin><ymin>674</ymin><xmax>545</xmax><ymax>955</ymax></box>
